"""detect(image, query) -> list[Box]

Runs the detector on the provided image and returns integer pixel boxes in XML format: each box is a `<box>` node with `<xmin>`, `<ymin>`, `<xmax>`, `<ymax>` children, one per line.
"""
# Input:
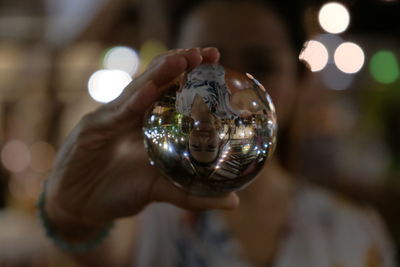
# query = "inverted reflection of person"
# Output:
<box><xmin>179</xmin><ymin>64</ymin><xmax>266</xmax><ymax>163</ymax></box>
<box><xmin>186</xmin><ymin>95</ymin><xmax>239</xmax><ymax>179</ymax></box>
<box><xmin>188</xmin><ymin>94</ymin><xmax>220</xmax><ymax>163</ymax></box>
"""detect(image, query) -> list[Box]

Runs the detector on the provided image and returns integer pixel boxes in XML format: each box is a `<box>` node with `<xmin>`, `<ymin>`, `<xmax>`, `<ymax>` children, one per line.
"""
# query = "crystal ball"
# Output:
<box><xmin>143</xmin><ymin>64</ymin><xmax>277</xmax><ymax>196</ymax></box>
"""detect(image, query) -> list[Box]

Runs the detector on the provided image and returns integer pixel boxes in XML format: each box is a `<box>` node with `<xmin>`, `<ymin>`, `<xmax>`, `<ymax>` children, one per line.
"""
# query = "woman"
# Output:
<box><xmin>42</xmin><ymin>1</ymin><xmax>395</xmax><ymax>266</ymax></box>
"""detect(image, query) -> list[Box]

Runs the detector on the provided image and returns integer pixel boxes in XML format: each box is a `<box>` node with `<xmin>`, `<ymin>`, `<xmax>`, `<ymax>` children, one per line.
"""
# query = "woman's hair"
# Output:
<box><xmin>170</xmin><ymin>0</ymin><xmax>306</xmax><ymax>54</ymax></box>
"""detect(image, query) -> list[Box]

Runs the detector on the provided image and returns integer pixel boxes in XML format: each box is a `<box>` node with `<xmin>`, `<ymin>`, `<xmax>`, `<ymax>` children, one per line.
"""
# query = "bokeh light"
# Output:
<box><xmin>30</xmin><ymin>141</ymin><xmax>56</xmax><ymax>173</ymax></box>
<box><xmin>334</xmin><ymin>42</ymin><xmax>365</xmax><ymax>73</ymax></box>
<box><xmin>318</xmin><ymin>2</ymin><xmax>350</xmax><ymax>34</ymax></box>
<box><xmin>1</xmin><ymin>140</ymin><xmax>31</xmax><ymax>173</ymax></box>
<box><xmin>139</xmin><ymin>39</ymin><xmax>167</xmax><ymax>71</ymax></box>
<box><xmin>299</xmin><ymin>40</ymin><xmax>329</xmax><ymax>72</ymax></box>
<box><xmin>369</xmin><ymin>50</ymin><xmax>399</xmax><ymax>84</ymax></box>
<box><xmin>103</xmin><ymin>46</ymin><xmax>139</xmax><ymax>76</ymax></box>
<box><xmin>88</xmin><ymin>69</ymin><xmax>132</xmax><ymax>103</ymax></box>
<box><xmin>321</xmin><ymin>64</ymin><xmax>354</xmax><ymax>90</ymax></box>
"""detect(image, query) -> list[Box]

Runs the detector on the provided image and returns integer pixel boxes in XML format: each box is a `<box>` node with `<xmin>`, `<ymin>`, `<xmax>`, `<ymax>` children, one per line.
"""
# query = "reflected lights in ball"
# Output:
<box><xmin>103</xmin><ymin>46</ymin><xmax>139</xmax><ymax>76</ymax></box>
<box><xmin>30</xmin><ymin>141</ymin><xmax>56</xmax><ymax>173</ymax></box>
<box><xmin>88</xmin><ymin>69</ymin><xmax>132</xmax><ymax>103</ymax></box>
<box><xmin>321</xmin><ymin>64</ymin><xmax>354</xmax><ymax>90</ymax></box>
<box><xmin>299</xmin><ymin>40</ymin><xmax>329</xmax><ymax>72</ymax></box>
<box><xmin>318</xmin><ymin>2</ymin><xmax>350</xmax><ymax>34</ymax></box>
<box><xmin>1</xmin><ymin>140</ymin><xmax>30</xmax><ymax>173</ymax></box>
<box><xmin>369</xmin><ymin>50</ymin><xmax>399</xmax><ymax>84</ymax></box>
<box><xmin>334</xmin><ymin>42</ymin><xmax>365</xmax><ymax>73</ymax></box>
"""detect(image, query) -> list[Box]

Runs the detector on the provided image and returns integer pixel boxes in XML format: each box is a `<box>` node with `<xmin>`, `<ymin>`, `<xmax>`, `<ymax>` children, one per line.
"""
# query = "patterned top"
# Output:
<box><xmin>176</xmin><ymin>64</ymin><xmax>240</xmax><ymax>119</ymax></box>
<box><xmin>133</xmin><ymin>184</ymin><xmax>395</xmax><ymax>267</ymax></box>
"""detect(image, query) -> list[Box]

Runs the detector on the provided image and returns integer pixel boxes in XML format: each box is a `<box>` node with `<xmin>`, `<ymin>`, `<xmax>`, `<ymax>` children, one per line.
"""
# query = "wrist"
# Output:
<box><xmin>38</xmin><ymin>180</ymin><xmax>114</xmax><ymax>253</ymax></box>
<box><xmin>45</xmin><ymin>200</ymin><xmax>108</xmax><ymax>242</ymax></box>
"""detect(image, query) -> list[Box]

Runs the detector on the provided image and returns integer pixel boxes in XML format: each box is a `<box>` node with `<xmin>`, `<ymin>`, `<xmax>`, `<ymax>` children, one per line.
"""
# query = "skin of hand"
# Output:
<box><xmin>44</xmin><ymin>48</ymin><xmax>239</xmax><ymax>236</ymax></box>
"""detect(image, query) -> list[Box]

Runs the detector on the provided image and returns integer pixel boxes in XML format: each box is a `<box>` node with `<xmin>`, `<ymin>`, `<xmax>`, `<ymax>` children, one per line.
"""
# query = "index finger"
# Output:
<box><xmin>111</xmin><ymin>47</ymin><xmax>220</xmax><ymax>122</ymax></box>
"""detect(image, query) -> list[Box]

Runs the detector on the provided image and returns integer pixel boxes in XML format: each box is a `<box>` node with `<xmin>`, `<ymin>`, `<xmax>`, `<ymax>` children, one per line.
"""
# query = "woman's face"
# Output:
<box><xmin>177</xmin><ymin>1</ymin><xmax>298</xmax><ymax>126</ymax></box>
<box><xmin>189</xmin><ymin>95</ymin><xmax>219</xmax><ymax>163</ymax></box>
<box><xmin>189</xmin><ymin>125</ymin><xmax>219</xmax><ymax>163</ymax></box>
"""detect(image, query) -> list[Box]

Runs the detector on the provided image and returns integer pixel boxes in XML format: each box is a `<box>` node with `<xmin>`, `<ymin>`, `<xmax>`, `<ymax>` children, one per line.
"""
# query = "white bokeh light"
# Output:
<box><xmin>318</xmin><ymin>2</ymin><xmax>350</xmax><ymax>34</ymax></box>
<box><xmin>334</xmin><ymin>42</ymin><xmax>365</xmax><ymax>73</ymax></box>
<box><xmin>299</xmin><ymin>40</ymin><xmax>329</xmax><ymax>72</ymax></box>
<box><xmin>88</xmin><ymin>69</ymin><xmax>132</xmax><ymax>103</ymax></box>
<box><xmin>103</xmin><ymin>46</ymin><xmax>139</xmax><ymax>76</ymax></box>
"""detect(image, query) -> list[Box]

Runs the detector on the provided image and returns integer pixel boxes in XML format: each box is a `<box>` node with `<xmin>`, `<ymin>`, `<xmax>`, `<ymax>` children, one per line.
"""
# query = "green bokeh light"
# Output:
<box><xmin>369</xmin><ymin>50</ymin><xmax>399</xmax><ymax>84</ymax></box>
<box><xmin>139</xmin><ymin>39</ymin><xmax>167</xmax><ymax>71</ymax></box>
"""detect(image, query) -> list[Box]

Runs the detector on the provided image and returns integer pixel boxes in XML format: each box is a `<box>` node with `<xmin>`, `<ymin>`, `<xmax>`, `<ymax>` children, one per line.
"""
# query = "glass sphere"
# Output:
<box><xmin>143</xmin><ymin>64</ymin><xmax>277</xmax><ymax>196</ymax></box>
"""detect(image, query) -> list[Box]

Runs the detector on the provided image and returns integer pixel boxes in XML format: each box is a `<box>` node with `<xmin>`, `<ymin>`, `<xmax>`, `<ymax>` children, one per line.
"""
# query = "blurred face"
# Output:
<box><xmin>189</xmin><ymin>95</ymin><xmax>219</xmax><ymax>163</ymax></box>
<box><xmin>189</xmin><ymin>125</ymin><xmax>219</xmax><ymax>163</ymax></box>
<box><xmin>177</xmin><ymin>1</ymin><xmax>298</xmax><ymax>126</ymax></box>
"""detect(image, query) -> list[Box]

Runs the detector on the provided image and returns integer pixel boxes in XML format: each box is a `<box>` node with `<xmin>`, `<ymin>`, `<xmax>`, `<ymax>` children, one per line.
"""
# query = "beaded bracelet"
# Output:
<box><xmin>37</xmin><ymin>181</ymin><xmax>114</xmax><ymax>253</ymax></box>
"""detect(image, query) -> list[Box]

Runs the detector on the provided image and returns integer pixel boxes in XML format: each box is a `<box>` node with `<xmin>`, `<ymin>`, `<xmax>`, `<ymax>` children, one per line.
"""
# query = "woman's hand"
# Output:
<box><xmin>45</xmin><ymin>48</ymin><xmax>239</xmax><ymax>231</ymax></box>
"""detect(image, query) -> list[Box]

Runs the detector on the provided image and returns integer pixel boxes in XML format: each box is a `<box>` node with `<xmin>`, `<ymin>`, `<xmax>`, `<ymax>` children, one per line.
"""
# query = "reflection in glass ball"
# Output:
<box><xmin>143</xmin><ymin>64</ymin><xmax>277</xmax><ymax>196</ymax></box>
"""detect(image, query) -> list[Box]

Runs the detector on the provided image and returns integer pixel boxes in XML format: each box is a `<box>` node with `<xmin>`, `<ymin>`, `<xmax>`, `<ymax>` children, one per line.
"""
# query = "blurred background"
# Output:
<box><xmin>0</xmin><ymin>0</ymin><xmax>399</xmax><ymax>266</ymax></box>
